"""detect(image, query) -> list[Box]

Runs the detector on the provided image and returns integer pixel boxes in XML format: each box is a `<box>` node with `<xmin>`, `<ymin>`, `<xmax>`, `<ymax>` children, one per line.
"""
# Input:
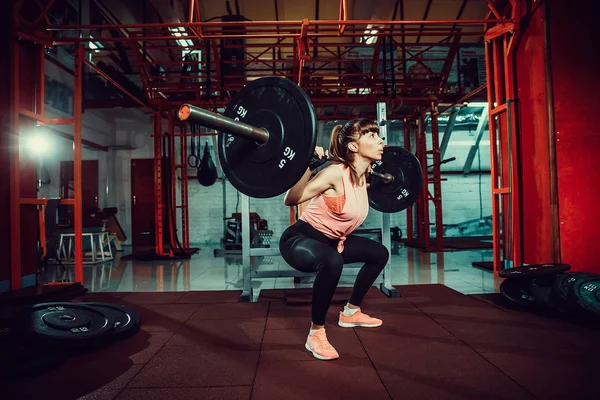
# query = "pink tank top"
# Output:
<box><xmin>300</xmin><ymin>163</ymin><xmax>370</xmax><ymax>253</ymax></box>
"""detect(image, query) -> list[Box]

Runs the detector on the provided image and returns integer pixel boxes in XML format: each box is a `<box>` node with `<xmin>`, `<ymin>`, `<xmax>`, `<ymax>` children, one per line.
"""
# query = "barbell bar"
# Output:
<box><xmin>179</xmin><ymin>105</ymin><xmax>269</xmax><ymax>145</ymax></box>
<box><xmin>179</xmin><ymin>105</ymin><xmax>395</xmax><ymax>185</ymax></box>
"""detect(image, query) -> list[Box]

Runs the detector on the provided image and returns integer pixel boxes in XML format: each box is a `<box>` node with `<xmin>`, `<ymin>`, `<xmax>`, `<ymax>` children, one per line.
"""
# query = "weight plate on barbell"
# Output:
<box><xmin>572</xmin><ymin>277</ymin><xmax>600</xmax><ymax>318</ymax></box>
<box><xmin>16</xmin><ymin>302</ymin><xmax>114</xmax><ymax>346</ymax></box>
<box><xmin>83</xmin><ymin>302</ymin><xmax>142</xmax><ymax>340</ymax></box>
<box><xmin>368</xmin><ymin>146</ymin><xmax>423</xmax><ymax>213</ymax></box>
<box><xmin>218</xmin><ymin>76</ymin><xmax>317</xmax><ymax>198</ymax></box>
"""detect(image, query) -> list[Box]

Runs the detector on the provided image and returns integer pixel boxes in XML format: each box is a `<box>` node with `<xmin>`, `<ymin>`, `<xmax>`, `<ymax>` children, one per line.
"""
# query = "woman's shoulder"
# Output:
<box><xmin>322</xmin><ymin>163</ymin><xmax>345</xmax><ymax>176</ymax></box>
<box><xmin>314</xmin><ymin>163</ymin><xmax>343</xmax><ymax>185</ymax></box>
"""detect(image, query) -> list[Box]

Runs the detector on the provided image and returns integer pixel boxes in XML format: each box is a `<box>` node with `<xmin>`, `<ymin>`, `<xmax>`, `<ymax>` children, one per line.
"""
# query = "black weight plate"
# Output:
<box><xmin>368</xmin><ymin>146</ymin><xmax>423</xmax><ymax>213</ymax></box>
<box><xmin>498</xmin><ymin>263</ymin><xmax>571</xmax><ymax>279</ymax></box>
<box><xmin>572</xmin><ymin>277</ymin><xmax>600</xmax><ymax>318</ymax></box>
<box><xmin>218</xmin><ymin>76</ymin><xmax>317</xmax><ymax>198</ymax></box>
<box><xmin>16</xmin><ymin>302</ymin><xmax>114</xmax><ymax>346</ymax></box>
<box><xmin>83</xmin><ymin>302</ymin><xmax>141</xmax><ymax>340</ymax></box>
<box><xmin>500</xmin><ymin>279</ymin><xmax>535</xmax><ymax>308</ymax></box>
<box><xmin>552</xmin><ymin>272</ymin><xmax>598</xmax><ymax>304</ymax></box>
<box><xmin>530</xmin><ymin>278</ymin><xmax>562</xmax><ymax>311</ymax></box>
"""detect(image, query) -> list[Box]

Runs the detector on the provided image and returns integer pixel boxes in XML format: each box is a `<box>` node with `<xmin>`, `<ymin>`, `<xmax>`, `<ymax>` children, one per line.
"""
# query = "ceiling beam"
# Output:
<box><xmin>416</xmin><ymin>0</ymin><xmax>433</xmax><ymax>44</ymax></box>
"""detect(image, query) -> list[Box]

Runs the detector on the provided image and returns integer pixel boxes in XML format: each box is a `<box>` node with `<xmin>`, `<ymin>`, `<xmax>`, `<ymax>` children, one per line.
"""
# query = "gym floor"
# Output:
<box><xmin>5</xmin><ymin>245</ymin><xmax>596</xmax><ymax>400</ymax></box>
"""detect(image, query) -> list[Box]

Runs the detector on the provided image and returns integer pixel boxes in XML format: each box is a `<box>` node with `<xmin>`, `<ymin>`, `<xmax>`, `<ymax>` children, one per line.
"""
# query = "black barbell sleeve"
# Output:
<box><xmin>178</xmin><ymin>104</ymin><xmax>269</xmax><ymax>144</ymax></box>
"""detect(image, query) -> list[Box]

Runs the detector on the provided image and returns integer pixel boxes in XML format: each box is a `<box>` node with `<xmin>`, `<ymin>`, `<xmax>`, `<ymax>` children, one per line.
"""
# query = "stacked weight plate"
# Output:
<box><xmin>0</xmin><ymin>302</ymin><xmax>141</xmax><ymax>380</ymax></box>
<box><xmin>499</xmin><ymin>263</ymin><xmax>600</xmax><ymax>320</ymax></box>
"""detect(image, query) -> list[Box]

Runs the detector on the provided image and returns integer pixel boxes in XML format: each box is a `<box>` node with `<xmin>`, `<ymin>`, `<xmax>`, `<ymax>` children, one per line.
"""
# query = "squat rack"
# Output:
<box><xmin>9</xmin><ymin>0</ymin><xmax>521</xmax><ymax>291</ymax></box>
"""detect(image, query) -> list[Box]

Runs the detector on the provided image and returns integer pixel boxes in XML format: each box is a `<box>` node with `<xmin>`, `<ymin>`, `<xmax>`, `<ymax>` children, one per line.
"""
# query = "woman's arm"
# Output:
<box><xmin>284</xmin><ymin>165</ymin><xmax>341</xmax><ymax>206</ymax></box>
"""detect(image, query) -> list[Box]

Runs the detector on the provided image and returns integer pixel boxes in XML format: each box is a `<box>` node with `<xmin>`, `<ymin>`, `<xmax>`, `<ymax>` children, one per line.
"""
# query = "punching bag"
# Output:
<box><xmin>197</xmin><ymin>141</ymin><xmax>218</xmax><ymax>186</ymax></box>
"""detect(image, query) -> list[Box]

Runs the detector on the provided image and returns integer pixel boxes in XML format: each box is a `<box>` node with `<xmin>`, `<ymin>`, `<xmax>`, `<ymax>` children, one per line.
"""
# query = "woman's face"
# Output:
<box><xmin>355</xmin><ymin>130</ymin><xmax>384</xmax><ymax>161</ymax></box>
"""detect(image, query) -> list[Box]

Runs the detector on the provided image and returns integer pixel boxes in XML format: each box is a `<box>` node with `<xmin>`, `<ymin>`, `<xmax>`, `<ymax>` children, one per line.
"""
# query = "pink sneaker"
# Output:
<box><xmin>305</xmin><ymin>328</ymin><xmax>339</xmax><ymax>361</ymax></box>
<box><xmin>338</xmin><ymin>308</ymin><xmax>383</xmax><ymax>328</ymax></box>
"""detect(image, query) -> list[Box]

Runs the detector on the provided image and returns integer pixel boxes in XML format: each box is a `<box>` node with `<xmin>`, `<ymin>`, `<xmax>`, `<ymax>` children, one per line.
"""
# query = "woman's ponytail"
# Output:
<box><xmin>328</xmin><ymin>124</ymin><xmax>345</xmax><ymax>163</ymax></box>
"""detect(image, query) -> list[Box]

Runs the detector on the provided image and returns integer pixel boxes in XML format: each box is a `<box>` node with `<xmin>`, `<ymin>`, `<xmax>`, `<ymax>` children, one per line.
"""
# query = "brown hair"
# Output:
<box><xmin>329</xmin><ymin>118</ymin><xmax>379</xmax><ymax>186</ymax></box>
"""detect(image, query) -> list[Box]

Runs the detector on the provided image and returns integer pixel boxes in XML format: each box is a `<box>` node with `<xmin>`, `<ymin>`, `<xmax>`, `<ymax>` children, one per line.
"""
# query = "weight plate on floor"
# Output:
<box><xmin>530</xmin><ymin>278</ymin><xmax>562</xmax><ymax>311</ymax></box>
<box><xmin>218</xmin><ymin>76</ymin><xmax>317</xmax><ymax>198</ymax></box>
<box><xmin>572</xmin><ymin>277</ymin><xmax>600</xmax><ymax>318</ymax></box>
<box><xmin>83</xmin><ymin>302</ymin><xmax>141</xmax><ymax>340</ymax></box>
<box><xmin>500</xmin><ymin>279</ymin><xmax>535</xmax><ymax>308</ymax></box>
<box><xmin>552</xmin><ymin>272</ymin><xmax>598</xmax><ymax>304</ymax></box>
<box><xmin>16</xmin><ymin>302</ymin><xmax>114</xmax><ymax>346</ymax></box>
<box><xmin>368</xmin><ymin>146</ymin><xmax>423</xmax><ymax>213</ymax></box>
<box><xmin>498</xmin><ymin>263</ymin><xmax>571</xmax><ymax>279</ymax></box>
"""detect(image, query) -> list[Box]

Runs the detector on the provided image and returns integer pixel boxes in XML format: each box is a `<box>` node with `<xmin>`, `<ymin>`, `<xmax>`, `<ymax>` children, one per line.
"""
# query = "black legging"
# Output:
<box><xmin>279</xmin><ymin>220</ymin><xmax>389</xmax><ymax>325</ymax></box>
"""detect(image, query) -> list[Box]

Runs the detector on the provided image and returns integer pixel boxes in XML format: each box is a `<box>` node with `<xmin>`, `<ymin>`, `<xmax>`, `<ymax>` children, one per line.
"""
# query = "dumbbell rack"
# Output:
<box><xmin>239</xmin><ymin>102</ymin><xmax>400</xmax><ymax>302</ymax></box>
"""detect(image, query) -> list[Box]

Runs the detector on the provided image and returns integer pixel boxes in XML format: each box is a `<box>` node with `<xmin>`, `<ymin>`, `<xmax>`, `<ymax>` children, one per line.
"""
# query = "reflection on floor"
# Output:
<box><xmin>40</xmin><ymin>243</ymin><xmax>503</xmax><ymax>297</ymax></box>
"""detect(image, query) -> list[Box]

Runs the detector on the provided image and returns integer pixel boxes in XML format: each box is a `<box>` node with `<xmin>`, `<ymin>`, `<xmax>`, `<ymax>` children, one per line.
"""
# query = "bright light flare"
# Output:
<box><xmin>24</xmin><ymin>134</ymin><xmax>50</xmax><ymax>156</ymax></box>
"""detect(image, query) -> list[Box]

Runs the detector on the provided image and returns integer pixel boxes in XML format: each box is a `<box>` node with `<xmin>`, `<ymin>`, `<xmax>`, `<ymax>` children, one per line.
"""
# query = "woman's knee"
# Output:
<box><xmin>371</xmin><ymin>243</ymin><xmax>390</xmax><ymax>267</ymax></box>
<box><xmin>316</xmin><ymin>252</ymin><xmax>344</xmax><ymax>277</ymax></box>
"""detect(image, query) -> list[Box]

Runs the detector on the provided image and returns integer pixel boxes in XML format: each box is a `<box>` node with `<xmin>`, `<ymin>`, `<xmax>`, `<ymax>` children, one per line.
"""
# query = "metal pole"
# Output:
<box><xmin>377</xmin><ymin>101</ymin><xmax>399</xmax><ymax>298</ymax></box>
<box><xmin>241</xmin><ymin>193</ymin><xmax>253</xmax><ymax>302</ymax></box>
<box><xmin>73</xmin><ymin>43</ymin><xmax>84</xmax><ymax>284</ymax></box>
<box><xmin>168</xmin><ymin>111</ymin><xmax>177</xmax><ymax>251</ymax></box>
<box><xmin>181</xmin><ymin>123</ymin><xmax>190</xmax><ymax>248</ymax></box>
<box><xmin>154</xmin><ymin>113</ymin><xmax>164</xmax><ymax>255</ymax></box>
<box><xmin>429</xmin><ymin>105</ymin><xmax>444</xmax><ymax>251</ymax></box>
<box><xmin>404</xmin><ymin>119</ymin><xmax>414</xmax><ymax>243</ymax></box>
<box><xmin>178</xmin><ymin>104</ymin><xmax>269</xmax><ymax>144</ymax></box>
<box><xmin>418</xmin><ymin>109</ymin><xmax>430</xmax><ymax>248</ymax></box>
<box><xmin>543</xmin><ymin>0</ymin><xmax>560</xmax><ymax>264</ymax></box>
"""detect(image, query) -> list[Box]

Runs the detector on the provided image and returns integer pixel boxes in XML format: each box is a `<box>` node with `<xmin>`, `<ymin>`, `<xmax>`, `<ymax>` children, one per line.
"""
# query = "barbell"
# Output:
<box><xmin>177</xmin><ymin>76</ymin><xmax>423</xmax><ymax>213</ymax></box>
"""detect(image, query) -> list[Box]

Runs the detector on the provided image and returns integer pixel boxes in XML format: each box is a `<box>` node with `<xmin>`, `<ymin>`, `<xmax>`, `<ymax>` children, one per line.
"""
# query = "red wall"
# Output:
<box><xmin>515</xmin><ymin>3</ymin><xmax>554</xmax><ymax>264</ymax></box>
<box><xmin>0</xmin><ymin>0</ymin><xmax>10</xmax><ymax>285</ymax></box>
<box><xmin>550</xmin><ymin>1</ymin><xmax>600</xmax><ymax>273</ymax></box>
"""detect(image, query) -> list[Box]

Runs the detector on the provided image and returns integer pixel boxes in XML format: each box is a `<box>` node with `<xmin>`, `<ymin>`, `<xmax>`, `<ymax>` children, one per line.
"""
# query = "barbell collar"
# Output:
<box><xmin>370</xmin><ymin>170</ymin><xmax>395</xmax><ymax>184</ymax></box>
<box><xmin>178</xmin><ymin>104</ymin><xmax>269</xmax><ymax>145</ymax></box>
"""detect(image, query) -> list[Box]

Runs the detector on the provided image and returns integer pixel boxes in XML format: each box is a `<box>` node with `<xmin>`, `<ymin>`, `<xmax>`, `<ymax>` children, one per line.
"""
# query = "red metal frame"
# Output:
<box><xmin>484</xmin><ymin>0</ymin><xmax>522</xmax><ymax>274</ymax></box>
<box><xmin>11</xmin><ymin>42</ymin><xmax>85</xmax><ymax>287</ymax></box>
<box><xmin>153</xmin><ymin>112</ymin><xmax>164</xmax><ymax>255</ymax></box>
<box><xmin>14</xmin><ymin>0</ymin><xmax>511</xmax><ymax>112</ymax></box>
<box><xmin>8</xmin><ymin>0</ymin><xmax>523</xmax><ymax>288</ymax></box>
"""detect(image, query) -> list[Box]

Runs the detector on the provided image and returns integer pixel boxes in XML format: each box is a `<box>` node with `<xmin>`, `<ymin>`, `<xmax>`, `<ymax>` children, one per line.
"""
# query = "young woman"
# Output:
<box><xmin>279</xmin><ymin>118</ymin><xmax>389</xmax><ymax>361</ymax></box>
